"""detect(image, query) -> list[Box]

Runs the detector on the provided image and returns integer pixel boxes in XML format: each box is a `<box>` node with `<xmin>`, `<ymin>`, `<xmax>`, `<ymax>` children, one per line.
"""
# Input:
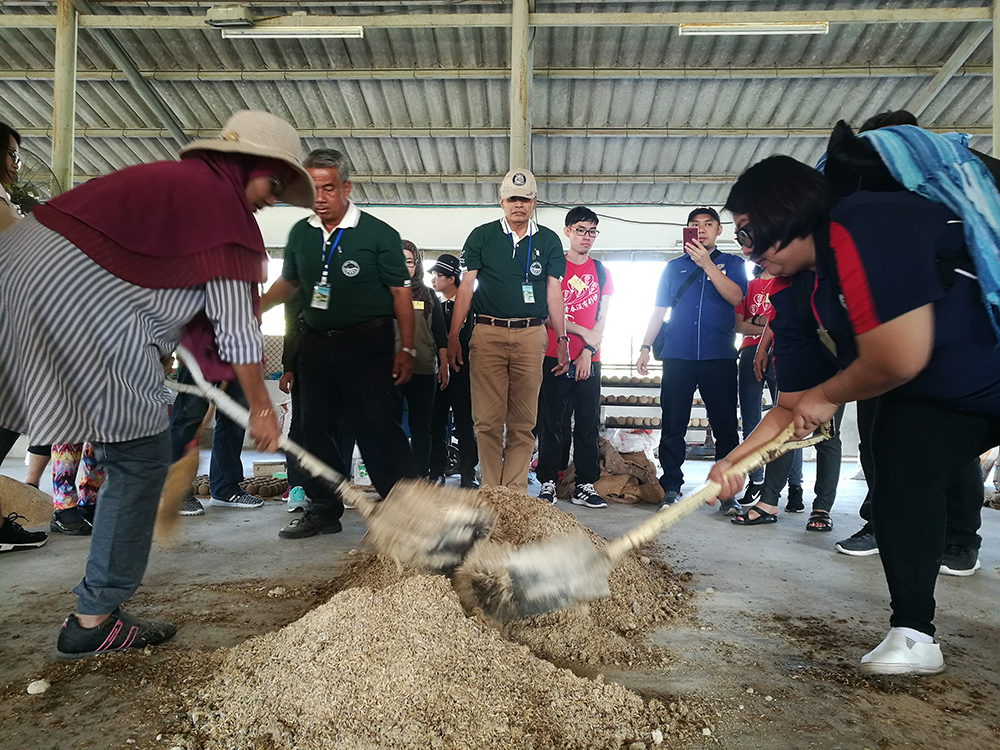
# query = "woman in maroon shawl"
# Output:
<box><xmin>0</xmin><ymin>110</ymin><xmax>315</xmax><ymax>659</ymax></box>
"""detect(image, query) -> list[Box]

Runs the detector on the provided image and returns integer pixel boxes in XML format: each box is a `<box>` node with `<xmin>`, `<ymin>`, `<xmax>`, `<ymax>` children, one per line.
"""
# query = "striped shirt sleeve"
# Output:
<box><xmin>204</xmin><ymin>279</ymin><xmax>263</xmax><ymax>365</ymax></box>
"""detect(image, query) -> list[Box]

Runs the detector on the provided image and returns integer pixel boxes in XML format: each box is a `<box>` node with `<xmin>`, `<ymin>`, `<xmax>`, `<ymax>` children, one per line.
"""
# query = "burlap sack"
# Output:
<box><xmin>594</xmin><ymin>474</ymin><xmax>638</xmax><ymax>503</ymax></box>
<box><xmin>0</xmin><ymin>475</ymin><xmax>52</xmax><ymax>527</ymax></box>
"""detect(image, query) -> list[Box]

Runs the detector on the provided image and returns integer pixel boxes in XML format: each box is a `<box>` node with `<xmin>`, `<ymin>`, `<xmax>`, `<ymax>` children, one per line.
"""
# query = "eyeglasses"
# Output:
<box><xmin>404</xmin><ymin>259</ymin><xmax>416</xmax><ymax>267</ymax></box>
<box><xmin>268</xmin><ymin>175</ymin><xmax>285</xmax><ymax>199</ymax></box>
<box><xmin>7</xmin><ymin>149</ymin><xmax>21</xmax><ymax>167</ymax></box>
<box><xmin>572</xmin><ymin>226</ymin><xmax>600</xmax><ymax>238</ymax></box>
<box><xmin>734</xmin><ymin>223</ymin><xmax>753</xmax><ymax>250</ymax></box>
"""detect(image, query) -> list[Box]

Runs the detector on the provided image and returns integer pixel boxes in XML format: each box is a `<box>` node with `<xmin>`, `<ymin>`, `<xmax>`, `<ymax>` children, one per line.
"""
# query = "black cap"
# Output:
<box><xmin>430</xmin><ymin>253</ymin><xmax>461</xmax><ymax>278</ymax></box>
<box><xmin>687</xmin><ymin>206</ymin><xmax>720</xmax><ymax>224</ymax></box>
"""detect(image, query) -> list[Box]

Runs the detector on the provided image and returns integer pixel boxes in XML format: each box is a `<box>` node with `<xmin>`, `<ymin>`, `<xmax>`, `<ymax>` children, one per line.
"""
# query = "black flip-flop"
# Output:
<box><xmin>731</xmin><ymin>507</ymin><xmax>778</xmax><ymax>526</ymax></box>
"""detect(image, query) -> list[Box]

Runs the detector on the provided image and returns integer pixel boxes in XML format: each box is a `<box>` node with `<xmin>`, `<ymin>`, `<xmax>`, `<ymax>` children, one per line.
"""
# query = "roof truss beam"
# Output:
<box><xmin>68</xmin><ymin>0</ymin><xmax>187</xmax><ymax>146</ymax></box>
<box><xmin>1</xmin><ymin>8</ymin><xmax>991</xmax><ymax>30</ymax></box>
<box><xmin>907</xmin><ymin>25</ymin><xmax>992</xmax><ymax>117</ymax></box>
<box><xmin>18</xmin><ymin>126</ymin><xmax>993</xmax><ymax>138</ymax></box>
<box><xmin>1</xmin><ymin>65</ymin><xmax>992</xmax><ymax>82</ymax></box>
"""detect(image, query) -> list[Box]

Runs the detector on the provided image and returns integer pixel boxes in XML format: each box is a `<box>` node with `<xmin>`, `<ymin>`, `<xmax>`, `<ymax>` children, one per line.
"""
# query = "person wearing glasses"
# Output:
<box><xmin>0</xmin><ymin>110</ymin><xmax>308</xmax><ymax>657</ymax></box>
<box><xmin>535</xmin><ymin>207</ymin><xmax>613</xmax><ymax>508</ymax></box>
<box><xmin>710</xmin><ymin>148</ymin><xmax>1000</xmax><ymax>675</ymax></box>
<box><xmin>1</xmin><ymin>122</ymin><xmax>23</xmax><ymax>233</ymax></box>
<box><xmin>635</xmin><ymin>207</ymin><xmax>747</xmax><ymax>514</ymax></box>
<box><xmin>447</xmin><ymin>169</ymin><xmax>569</xmax><ymax>493</ymax></box>
<box><xmin>262</xmin><ymin>148</ymin><xmax>417</xmax><ymax>539</ymax></box>
<box><xmin>0</xmin><ymin>122</ymin><xmax>54</xmax><ymax>500</ymax></box>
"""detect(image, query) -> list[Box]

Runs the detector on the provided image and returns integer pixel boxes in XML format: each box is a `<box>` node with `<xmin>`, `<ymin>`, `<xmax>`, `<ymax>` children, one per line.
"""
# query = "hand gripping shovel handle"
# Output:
<box><xmin>602</xmin><ymin>419</ymin><xmax>833</xmax><ymax>563</ymax></box>
<box><xmin>168</xmin><ymin>346</ymin><xmax>376</xmax><ymax>517</ymax></box>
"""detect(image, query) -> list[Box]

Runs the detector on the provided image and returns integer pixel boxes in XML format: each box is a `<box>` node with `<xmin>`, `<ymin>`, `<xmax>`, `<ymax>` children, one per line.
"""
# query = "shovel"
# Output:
<box><xmin>165</xmin><ymin>346</ymin><xmax>496</xmax><ymax>574</ymax></box>
<box><xmin>452</xmin><ymin>419</ymin><xmax>833</xmax><ymax>622</ymax></box>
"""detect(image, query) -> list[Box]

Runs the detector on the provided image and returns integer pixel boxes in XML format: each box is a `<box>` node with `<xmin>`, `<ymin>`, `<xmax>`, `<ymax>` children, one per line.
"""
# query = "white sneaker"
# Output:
<box><xmin>859</xmin><ymin>628</ymin><xmax>944</xmax><ymax>675</ymax></box>
<box><xmin>539</xmin><ymin>480</ymin><xmax>557</xmax><ymax>505</ymax></box>
<box><xmin>571</xmin><ymin>483</ymin><xmax>607</xmax><ymax>508</ymax></box>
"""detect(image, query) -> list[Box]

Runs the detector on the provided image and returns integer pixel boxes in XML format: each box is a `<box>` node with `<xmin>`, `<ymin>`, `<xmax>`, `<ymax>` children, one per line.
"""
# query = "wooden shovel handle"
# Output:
<box><xmin>603</xmin><ymin>420</ymin><xmax>832</xmax><ymax>563</ymax></box>
<box><xmin>170</xmin><ymin>346</ymin><xmax>377</xmax><ymax>517</ymax></box>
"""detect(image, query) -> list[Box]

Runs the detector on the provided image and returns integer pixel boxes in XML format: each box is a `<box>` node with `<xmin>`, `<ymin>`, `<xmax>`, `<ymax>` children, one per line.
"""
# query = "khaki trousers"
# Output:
<box><xmin>468</xmin><ymin>323</ymin><xmax>548</xmax><ymax>493</ymax></box>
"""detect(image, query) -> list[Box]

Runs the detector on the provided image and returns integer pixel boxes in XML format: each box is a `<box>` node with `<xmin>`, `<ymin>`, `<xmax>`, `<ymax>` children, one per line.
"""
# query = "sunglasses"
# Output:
<box><xmin>572</xmin><ymin>226</ymin><xmax>600</xmax><ymax>238</ymax></box>
<box><xmin>734</xmin><ymin>223</ymin><xmax>753</xmax><ymax>250</ymax></box>
<box><xmin>268</xmin><ymin>174</ymin><xmax>285</xmax><ymax>199</ymax></box>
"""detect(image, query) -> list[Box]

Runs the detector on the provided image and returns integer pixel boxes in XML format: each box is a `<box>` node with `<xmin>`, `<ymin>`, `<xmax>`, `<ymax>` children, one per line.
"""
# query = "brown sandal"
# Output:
<box><xmin>806</xmin><ymin>510</ymin><xmax>833</xmax><ymax>532</ymax></box>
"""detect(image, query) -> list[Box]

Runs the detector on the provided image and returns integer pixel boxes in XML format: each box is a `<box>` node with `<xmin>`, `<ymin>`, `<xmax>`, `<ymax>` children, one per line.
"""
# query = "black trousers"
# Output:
<box><xmin>428</xmin><ymin>362</ymin><xmax>477</xmax><ymax>480</ymax></box>
<box><xmin>658</xmin><ymin>358</ymin><xmax>739</xmax><ymax>494</ymax></box>
<box><xmin>857</xmin><ymin>396</ymin><xmax>983</xmax><ymax>548</ymax></box>
<box><xmin>285</xmin><ymin>373</ymin><xmax>355</xmax><ymax>491</ymax></box>
<box><xmin>0</xmin><ymin>427</ymin><xmax>18</xmax><ymax>462</ymax></box>
<box><xmin>536</xmin><ymin>358</ymin><xmax>602</xmax><ymax>485</ymax></box>
<box><xmin>297</xmin><ymin>322</ymin><xmax>416</xmax><ymax>513</ymax></box>
<box><xmin>0</xmin><ymin>428</ymin><xmax>49</xmax><ymax>463</ymax></box>
<box><xmin>867</xmin><ymin>393</ymin><xmax>999</xmax><ymax>636</ymax></box>
<box><xmin>399</xmin><ymin>373</ymin><xmax>436</xmax><ymax>478</ymax></box>
<box><xmin>760</xmin><ymin>403</ymin><xmax>845</xmax><ymax>511</ymax></box>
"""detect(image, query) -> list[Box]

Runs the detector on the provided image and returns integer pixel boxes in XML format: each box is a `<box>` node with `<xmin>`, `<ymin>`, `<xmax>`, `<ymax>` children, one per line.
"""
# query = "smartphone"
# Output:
<box><xmin>567</xmin><ymin>363</ymin><xmax>595</xmax><ymax>379</ymax></box>
<box><xmin>682</xmin><ymin>226</ymin><xmax>699</xmax><ymax>248</ymax></box>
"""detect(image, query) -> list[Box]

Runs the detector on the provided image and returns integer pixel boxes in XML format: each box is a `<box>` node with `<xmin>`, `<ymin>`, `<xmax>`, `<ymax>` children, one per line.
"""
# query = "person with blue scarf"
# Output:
<box><xmin>708</xmin><ymin>138</ymin><xmax>1000</xmax><ymax>676</ymax></box>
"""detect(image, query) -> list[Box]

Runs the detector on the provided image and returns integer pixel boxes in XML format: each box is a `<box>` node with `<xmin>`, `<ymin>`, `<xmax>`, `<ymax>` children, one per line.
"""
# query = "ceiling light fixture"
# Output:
<box><xmin>677</xmin><ymin>22</ymin><xmax>830</xmax><ymax>36</ymax></box>
<box><xmin>205</xmin><ymin>5</ymin><xmax>255</xmax><ymax>28</ymax></box>
<box><xmin>221</xmin><ymin>25</ymin><xmax>365</xmax><ymax>39</ymax></box>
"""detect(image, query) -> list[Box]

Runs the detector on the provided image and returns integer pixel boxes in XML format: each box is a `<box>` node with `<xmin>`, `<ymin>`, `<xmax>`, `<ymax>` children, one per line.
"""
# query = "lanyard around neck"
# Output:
<box><xmin>320</xmin><ymin>228</ymin><xmax>346</xmax><ymax>281</ymax></box>
<box><xmin>509</xmin><ymin>226</ymin><xmax>533</xmax><ymax>281</ymax></box>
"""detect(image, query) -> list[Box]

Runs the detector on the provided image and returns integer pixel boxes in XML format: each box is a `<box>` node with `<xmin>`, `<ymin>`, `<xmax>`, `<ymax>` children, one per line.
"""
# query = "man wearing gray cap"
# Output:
<box><xmin>447</xmin><ymin>169</ymin><xmax>569</xmax><ymax>494</ymax></box>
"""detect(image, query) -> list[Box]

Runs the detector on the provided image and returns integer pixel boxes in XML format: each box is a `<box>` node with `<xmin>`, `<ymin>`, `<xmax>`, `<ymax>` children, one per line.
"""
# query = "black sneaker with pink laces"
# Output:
<box><xmin>56</xmin><ymin>607</ymin><xmax>177</xmax><ymax>660</ymax></box>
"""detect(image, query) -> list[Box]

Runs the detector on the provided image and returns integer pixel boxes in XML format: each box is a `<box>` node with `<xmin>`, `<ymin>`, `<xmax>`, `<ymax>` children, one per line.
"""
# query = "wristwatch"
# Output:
<box><xmin>640</xmin><ymin>344</ymin><xmax>651</xmax><ymax>352</ymax></box>
<box><xmin>401</xmin><ymin>346</ymin><xmax>417</xmax><ymax>357</ymax></box>
<box><xmin>557</xmin><ymin>335</ymin><xmax>570</xmax><ymax>344</ymax></box>
<box><xmin>582</xmin><ymin>344</ymin><xmax>597</xmax><ymax>355</ymax></box>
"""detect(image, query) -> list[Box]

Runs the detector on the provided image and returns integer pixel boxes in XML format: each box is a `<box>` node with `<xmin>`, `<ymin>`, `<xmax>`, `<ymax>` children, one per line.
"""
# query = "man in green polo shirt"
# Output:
<box><xmin>447</xmin><ymin>168</ymin><xmax>569</xmax><ymax>493</ymax></box>
<box><xmin>262</xmin><ymin>148</ymin><xmax>417</xmax><ymax>538</ymax></box>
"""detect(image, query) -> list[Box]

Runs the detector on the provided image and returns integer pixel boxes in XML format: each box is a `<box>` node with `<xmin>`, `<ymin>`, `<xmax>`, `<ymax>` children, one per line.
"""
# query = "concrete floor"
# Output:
<box><xmin>3</xmin><ymin>452</ymin><xmax>1000</xmax><ymax>748</ymax></box>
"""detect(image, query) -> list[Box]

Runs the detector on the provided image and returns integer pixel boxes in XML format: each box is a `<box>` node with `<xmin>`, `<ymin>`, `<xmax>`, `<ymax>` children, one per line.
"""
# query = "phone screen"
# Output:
<box><xmin>683</xmin><ymin>227</ymin><xmax>699</xmax><ymax>247</ymax></box>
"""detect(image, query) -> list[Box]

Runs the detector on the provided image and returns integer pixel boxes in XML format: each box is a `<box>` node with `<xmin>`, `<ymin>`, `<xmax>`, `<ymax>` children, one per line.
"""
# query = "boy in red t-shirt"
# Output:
<box><xmin>536</xmin><ymin>207</ymin><xmax>613</xmax><ymax>507</ymax></box>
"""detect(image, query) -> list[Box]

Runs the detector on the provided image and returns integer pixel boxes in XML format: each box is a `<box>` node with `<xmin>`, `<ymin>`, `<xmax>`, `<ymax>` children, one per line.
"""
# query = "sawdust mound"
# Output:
<box><xmin>328</xmin><ymin>486</ymin><xmax>691</xmax><ymax>666</ymax></box>
<box><xmin>478</xmin><ymin>486</ymin><xmax>692</xmax><ymax>665</ymax></box>
<box><xmin>197</xmin><ymin>576</ymin><xmax>704</xmax><ymax>750</ymax></box>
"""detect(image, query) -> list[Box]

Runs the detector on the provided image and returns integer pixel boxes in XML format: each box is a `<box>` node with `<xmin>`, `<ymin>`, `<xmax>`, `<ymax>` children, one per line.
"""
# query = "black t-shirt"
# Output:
<box><xmin>770</xmin><ymin>190</ymin><xmax>1000</xmax><ymax>415</ymax></box>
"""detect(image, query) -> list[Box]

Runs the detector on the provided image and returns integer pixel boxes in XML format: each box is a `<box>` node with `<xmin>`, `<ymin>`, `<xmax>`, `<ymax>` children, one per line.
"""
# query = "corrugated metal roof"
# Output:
<box><xmin>0</xmin><ymin>1</ymin><xmax>994</xmax><ymax>206</ymax></box>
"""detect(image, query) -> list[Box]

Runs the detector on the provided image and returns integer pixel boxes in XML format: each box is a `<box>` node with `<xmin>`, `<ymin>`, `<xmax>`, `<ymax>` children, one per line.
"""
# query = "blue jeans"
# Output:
<box><xmin>168</xmin><ymin>366</ymin><xmax>248</xmax><ymax>500</ymax></box>
<box><xmin>73</xmin><ymin>431</ymin><xmax>170</xmax><ymax>615</ymax></box>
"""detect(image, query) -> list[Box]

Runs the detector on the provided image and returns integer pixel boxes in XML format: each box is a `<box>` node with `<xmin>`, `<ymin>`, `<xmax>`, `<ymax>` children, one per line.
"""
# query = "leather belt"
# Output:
<box><xmin>304</xmin><ymin>316</ymin><xmax>393</xmax><ymax>339</ymax></box>
<box><xmin>474</xmin><ymin>315</ymin><xmax>545</xmax><ymax>329</ymax></box>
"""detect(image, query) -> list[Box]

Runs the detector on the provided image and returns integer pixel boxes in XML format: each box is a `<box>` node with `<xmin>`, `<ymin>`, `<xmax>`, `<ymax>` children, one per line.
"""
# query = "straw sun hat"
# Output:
<box><xmin>179</xmin><ymin>110</ymin><xmax>315</xmax><ymax>209</ymax></box>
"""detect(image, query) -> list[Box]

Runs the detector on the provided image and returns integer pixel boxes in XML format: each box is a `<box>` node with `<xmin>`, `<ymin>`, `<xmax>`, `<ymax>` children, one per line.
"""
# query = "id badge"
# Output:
<box><xmin>521</xmin><ymin>283</ymin><xmax>535</xmax><ymax>304</ymax></box>
<box><xmin>311</xmin><ymin>283</ymin><xmax>331</xmax><ymax>310</ymax></box>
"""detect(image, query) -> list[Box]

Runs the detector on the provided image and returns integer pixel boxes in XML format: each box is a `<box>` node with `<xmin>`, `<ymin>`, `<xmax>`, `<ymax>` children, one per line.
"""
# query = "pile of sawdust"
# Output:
<box><xmin>330</xmin><ymin>486</ymin><xmax>691</xmax><ymax>666</ymax></box>
<box><xmin>190</xmin><ymin>486</ymin><xmax>703</xmax><ymax>749</ymax></box>
<box><xmin>196</xmin><ymin>576</ymin><xmax>707</xmax><ymax>750</ymax></box>
<box><xmin>476</xmin><ymin>486</ymin><xmax>691</xmax><ymax>665</ymax></box>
